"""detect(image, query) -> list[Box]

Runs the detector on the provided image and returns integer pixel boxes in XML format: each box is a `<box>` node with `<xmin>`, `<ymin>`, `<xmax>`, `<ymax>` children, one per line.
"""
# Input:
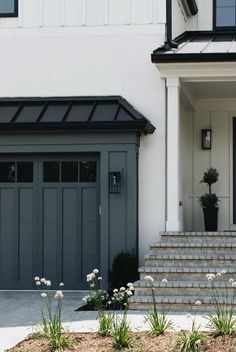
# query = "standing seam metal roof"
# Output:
<box><xmin>0</xmin><ymin>96</ymin><xmax>155</xmax><ymax>134</ymax></box>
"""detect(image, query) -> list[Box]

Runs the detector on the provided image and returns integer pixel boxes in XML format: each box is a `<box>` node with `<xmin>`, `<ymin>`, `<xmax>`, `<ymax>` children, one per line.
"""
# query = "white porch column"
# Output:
<box><xmin>166</xmin><ymin>77</ymin><xmax>182</xmax><ymax>231</ymax></box>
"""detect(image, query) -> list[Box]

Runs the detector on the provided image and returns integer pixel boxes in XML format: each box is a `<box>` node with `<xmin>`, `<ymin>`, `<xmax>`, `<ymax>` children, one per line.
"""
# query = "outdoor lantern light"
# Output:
<box><xmin>109</xmin><ymin>171</ymin><xmax>122</xmax><ymax>194</ymax></box>
<box><xmin>201</xmin><ymin>129</ymin><xmax>212</xmax><ymax>150</ymax></box>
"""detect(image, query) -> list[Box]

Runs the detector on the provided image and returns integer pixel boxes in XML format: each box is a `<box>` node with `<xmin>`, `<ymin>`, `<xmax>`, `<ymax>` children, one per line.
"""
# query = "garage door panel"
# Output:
<box><xmin>82</xmin><ymin>187</ymin><xmax>99</xmax><ymax>278</ymax></box>
<box><xmin>43</xmin><ymin>188</ymin><xmax>62</xmax><ymax>283</ymax></box>
<box><xmin>0</xmin><ymin>188</ymin><xmax>18</xmax><ymax>282</ymax></box>
<box><xmin>62</xmin><ymin>188</ymin><xmax>81</xmax><ymax>285</ymax></box>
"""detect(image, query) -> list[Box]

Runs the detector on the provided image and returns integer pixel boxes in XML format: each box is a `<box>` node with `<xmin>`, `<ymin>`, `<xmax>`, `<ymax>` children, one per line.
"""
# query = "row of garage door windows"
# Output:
<box><xmin>0</xmin><ymin>161</ymin><xmax>97</xmax><ymax>183</ymax></box>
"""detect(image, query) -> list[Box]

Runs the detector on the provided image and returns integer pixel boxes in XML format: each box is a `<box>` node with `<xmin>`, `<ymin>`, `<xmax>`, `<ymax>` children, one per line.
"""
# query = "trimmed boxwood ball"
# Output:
<box><xmin>108</xmin><ymin>251</ymin><xmax>139</xmax><ymax>291</ymax></box>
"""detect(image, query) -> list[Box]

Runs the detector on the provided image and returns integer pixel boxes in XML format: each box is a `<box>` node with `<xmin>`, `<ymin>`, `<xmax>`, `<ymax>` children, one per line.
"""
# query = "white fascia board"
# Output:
<box><xmin>156</xmin><ymin>62</ymin><xmax>236</xmax><ymax>80</ymax></box>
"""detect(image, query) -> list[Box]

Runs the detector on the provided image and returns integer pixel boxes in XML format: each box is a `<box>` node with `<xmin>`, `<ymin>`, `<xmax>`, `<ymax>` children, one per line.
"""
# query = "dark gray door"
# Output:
<box><xmin>0</xmin><ymin>154</ymin><xmax>100</xmax><ymax>289</ymax></box>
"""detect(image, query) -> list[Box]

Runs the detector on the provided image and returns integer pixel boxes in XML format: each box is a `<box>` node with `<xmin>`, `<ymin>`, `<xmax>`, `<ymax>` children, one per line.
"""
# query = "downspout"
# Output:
<box><xmin>165</xmin><ymin>0</ymin><xmax>178</xmax><ymax>49</ymax></box>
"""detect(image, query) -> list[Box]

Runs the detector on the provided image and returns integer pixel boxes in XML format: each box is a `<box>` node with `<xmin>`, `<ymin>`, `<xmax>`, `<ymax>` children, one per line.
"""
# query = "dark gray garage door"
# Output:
<box><xmin>0</xmin><ymin>154</ymin><xmax>100</xmax><ymax>289</ymax></box>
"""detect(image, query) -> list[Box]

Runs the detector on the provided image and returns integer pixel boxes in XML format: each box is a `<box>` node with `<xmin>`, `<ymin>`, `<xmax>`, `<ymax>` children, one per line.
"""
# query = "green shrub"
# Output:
<box><xmin>108</xmin><ymin>251</ymin><xmax>139</xmax><ymax>291</ymax></box>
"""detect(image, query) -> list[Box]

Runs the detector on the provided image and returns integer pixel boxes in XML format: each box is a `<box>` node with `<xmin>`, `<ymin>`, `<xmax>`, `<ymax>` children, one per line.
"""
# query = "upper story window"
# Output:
<box><xmin>0</xmin><ymin>0</ymin><xmax>18</xmax><ymax>17</ymax></box>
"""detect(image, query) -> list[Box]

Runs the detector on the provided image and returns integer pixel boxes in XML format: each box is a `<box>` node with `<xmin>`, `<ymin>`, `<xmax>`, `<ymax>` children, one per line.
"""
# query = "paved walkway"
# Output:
<box><xmin>0</xmin><ymin>291</ymin><xmax>208</xmax><ymax>352</ymax></box>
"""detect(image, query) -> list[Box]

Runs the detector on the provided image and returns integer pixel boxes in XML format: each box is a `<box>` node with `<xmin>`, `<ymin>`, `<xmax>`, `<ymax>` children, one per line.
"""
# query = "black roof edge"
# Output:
<box><xmin>0</xmin><ymin>121</ymin><xmax>155</xmax><ymax>134</ymax></box>
<box><xmin>0</xmin><ymin>96</ymin><xmax>123</xmax><ymax>103</ymax></box>
<box><xmin>186</xmin><ymin>0</ymin><xmax>198</xmax><ymax>15</ymax></box>
<box><xmin>152</xmin><ymin>52</ymin><xmax>236</xmax><ymax>63</ymax></box>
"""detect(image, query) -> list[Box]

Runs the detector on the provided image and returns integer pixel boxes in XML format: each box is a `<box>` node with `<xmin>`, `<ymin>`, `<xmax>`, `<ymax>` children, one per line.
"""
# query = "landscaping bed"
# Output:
<box><xmin>8</xmin><ymin>332</ymin><xmax>236</xmax><ymax>352</ymax></box>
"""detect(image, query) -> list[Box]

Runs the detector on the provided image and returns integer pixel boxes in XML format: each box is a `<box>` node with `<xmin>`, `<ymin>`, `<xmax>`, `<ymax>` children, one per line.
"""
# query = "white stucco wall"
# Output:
<box><xmin>181</xmin><ymin>99</ymin><xmax>236</xmax><ymax>232</ymax></box>
<box><xmin>0</xmin><ymin>0</ymin><xmax>166</xmax><ymax>263</ymax></box>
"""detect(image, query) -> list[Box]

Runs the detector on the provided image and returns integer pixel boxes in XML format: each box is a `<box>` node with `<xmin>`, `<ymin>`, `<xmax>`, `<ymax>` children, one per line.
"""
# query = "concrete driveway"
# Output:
<box><xmin>0</xmin><ymin>291</ymin><xmax>209</xmax><ymax>352</ymax></box>
<box><xmin>0</xmin><ymin>290</ymin><xmax>88</xmax><ymax>351</ymax></box>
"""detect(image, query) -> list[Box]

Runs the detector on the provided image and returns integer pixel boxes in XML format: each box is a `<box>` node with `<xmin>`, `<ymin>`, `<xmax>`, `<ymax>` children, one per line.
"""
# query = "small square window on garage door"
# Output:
<box><xmin>0</xmin><ymin>0</ymin><xmax>18</xmax><ymax>17</ymax></box>
<box><xmin>43</xmin><ymin>161</ymin><xmax>97</xmax><ymax>183</ymax></box>
<box><xmin>0</xmin><ymin>161</ymin><xmax>33</xmax><ymax>183</ymax></box>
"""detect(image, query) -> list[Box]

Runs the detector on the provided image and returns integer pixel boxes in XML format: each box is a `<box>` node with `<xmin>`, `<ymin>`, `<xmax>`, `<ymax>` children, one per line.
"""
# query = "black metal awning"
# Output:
<box><xmin>152</xmin><ymin>31</ymin><xmax>236</xmax><ymax>63</ymax></box>
<box><xmin>0</xmin><ymin>96</ymin><xmax>155</xmax><ymax>134</ymax></box>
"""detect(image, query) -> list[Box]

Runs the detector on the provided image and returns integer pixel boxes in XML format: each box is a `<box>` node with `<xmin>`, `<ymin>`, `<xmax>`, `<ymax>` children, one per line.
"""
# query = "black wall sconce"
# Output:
<box><xmin>109</xmin><ymin>171</ymin><xmax>122</xmax><ymax>194</ymax></box>
<box><xmin>202</xmin><ymin>129</ymin><xmax>212</xmax><ymax>150</ymax></box>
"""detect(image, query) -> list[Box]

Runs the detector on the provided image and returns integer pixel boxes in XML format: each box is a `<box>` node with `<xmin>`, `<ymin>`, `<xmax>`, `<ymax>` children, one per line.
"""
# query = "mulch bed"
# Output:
<box><xmin>7</xmin><ymin>332</ymin><xmax>236</xmax><ymax>352</ymax></box>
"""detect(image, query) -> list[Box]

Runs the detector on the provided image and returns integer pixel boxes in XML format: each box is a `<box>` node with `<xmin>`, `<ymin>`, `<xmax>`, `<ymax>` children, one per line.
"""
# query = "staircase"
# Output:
<box><xmin>129</xmin><ymin>232</ymin><xmax>236</xmax><ymax>312</ymax></box>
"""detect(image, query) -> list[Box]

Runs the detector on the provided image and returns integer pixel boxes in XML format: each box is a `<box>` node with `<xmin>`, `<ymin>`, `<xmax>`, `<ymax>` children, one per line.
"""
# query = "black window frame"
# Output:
<box><xmin>0</xmin><ymin>0</ymin><xmax>18</xmax><ymax>18</ymax></box>
<box><xmin>213</xmin><ymin>0</ymin><xmax>236</xmax><ymax>30</ymax></box>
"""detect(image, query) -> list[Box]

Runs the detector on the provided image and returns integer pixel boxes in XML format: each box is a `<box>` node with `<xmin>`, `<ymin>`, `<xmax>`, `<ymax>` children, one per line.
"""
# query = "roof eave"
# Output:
<box><xmin>0</xmin><ymin>121</ymin><xmax>155</xmax><ymax>134</ymax></box>
<box><xmin>152</xmin><ymin>52</ymin><xmax>236</xmax><ymax>64</ymax></box>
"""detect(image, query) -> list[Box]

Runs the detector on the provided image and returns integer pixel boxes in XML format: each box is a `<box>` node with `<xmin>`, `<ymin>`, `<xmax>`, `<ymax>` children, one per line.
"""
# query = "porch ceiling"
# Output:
<box><xmin>185</xmin><ymin>81</ymin><xmax>236</xmax><ymax>99</ymax></box>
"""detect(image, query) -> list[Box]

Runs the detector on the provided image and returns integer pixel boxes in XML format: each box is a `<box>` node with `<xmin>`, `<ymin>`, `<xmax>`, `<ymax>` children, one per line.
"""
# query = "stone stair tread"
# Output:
<box><xmin>134</xmin><ymin>280</ymin><xmax>233</xmax><ymax>288</ymax></box>
<box><xmin>145</xmin><ymin>253</ymin><xmax>236</xmax><ymax>260</ymax></box>
<box><xmin>129</xmin><ymin>295</ymin><xmax>235</xmax><ymax>304</ymax></box>
<box><xmin>138</xmin><ymin>266</ymin><xmax>235</xmax><ymax>273</ymax></box>
<box><xmin>161</xmin><ymin>231</ymin><xmax>236</xmax><ymax>237</ymax></box>
<box><xmin>150</xmin><ymin>242</ymin><xmax>236</xmax><ymax>247</ymax></box>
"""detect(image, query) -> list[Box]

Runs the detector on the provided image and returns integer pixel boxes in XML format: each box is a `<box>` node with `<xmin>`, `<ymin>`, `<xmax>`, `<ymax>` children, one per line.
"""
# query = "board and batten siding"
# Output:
<box><xmin>0</xmin><ymin>0</ymin><xmax>165</xmax><ymax>29</ymax></box>
<box><xmin>181</xmin><ymin>101</ymin><xmax>233</xmax><ymax>231</ymax></box>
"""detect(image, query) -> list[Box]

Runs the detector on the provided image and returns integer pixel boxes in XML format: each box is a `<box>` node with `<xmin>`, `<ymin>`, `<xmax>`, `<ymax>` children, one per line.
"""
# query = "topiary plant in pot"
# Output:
<box><xmin>199</xmin><ymin>167</ymin><xmax>219</xmax><ymax>231</ymax></box>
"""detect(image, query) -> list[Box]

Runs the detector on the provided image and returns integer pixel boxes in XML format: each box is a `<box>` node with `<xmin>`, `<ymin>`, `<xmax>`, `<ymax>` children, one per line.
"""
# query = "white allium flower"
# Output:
<box><xmin>144</xmin><ymin>275</ymin><xmax>154</xmax><ymax>283</ymax></box>
<box><xmin>41</xmin><ymin>293</ymin><xmax>47</xmax><ymax>298</ymax></box>
<box><xmin>162</xmin><ymin>278</ymin><xmax>168</xmax><ymax>284</ymax></box>
<box><xmin>130</xmin><ymin>286</ymin><xmax>135</xmax><ymax>291</ymax></box>
<box><xmin>59</xmin><ymin>282</ymin><xmax>64</xmax><ymax>287</ymax></box>
<box><xmin>126</xmin><ymin>290</ymin><xmax>133</xmax><ymax>296</ymax></box>
<box><xmin>195</xmin><ymin>300</ymin><xmax>201</xmax><ymax>306</ymax></box>
<box><xmin>107</xmin><ymin>301</ymin><xmax>111</xmax><ymax>305</ymax></box>
<box><xmin>120</xmin><ymin>287</ymin><xmax>126</xmax><ymax>292</ymax></box>
<box><xmin>41</xmin><ymin>278</ymin><xmax>46</xmax><ymax>284</ymax></box>
<box><xmin>90</xmin><ymin>283</ymin><xmax>95</xmax><ymax>288</ymax></box>
<box><xmin>127</xmin><ymin>283</ymin><xmax>133</xmax><ymax>288</ymax></box>
<box><xmin>93</xmin><ymin>269</ymin><xmax>99</xmax><ymax>274</ymax></box>
<box><xmin>54</xmin><ymin>290</ymin><xmax>64</xmax><ymax>300</ymax></box>
<box><xmin>34</xmin><ymin>276</ymin><xmax>40</xmax><ymax>281</ymax></box>
<box><xmin>113</xmin><ymin>288</ymin><xmax>119</xmax><ymax>293</ymax></box>
<box><xmin>216</xmin><ymin>272</ymin><xmax>222</xmax><ymax>277</ymax></box>
<box><xmin>221</xmin><ymin>270</ymin><xmax>226</xmax><ymax>275</ymax></box>
<box><xmin>46</xmin><ymin>280</ymin><xmax>51</xmax><ymax>286</ymax></box>
<box><xmin>123</xmin><ymin>303</ymin><xmax>127</xmax><ymax>306</ymax></box>
<box><xmin>206</xmin><ymin>274</ymin><xmax>215</xmax><ymax>281</ymax></box>
<box><xmin>98</xmin><ymin>277</ymin><xmax>102</xmax><ymax>280</ymax></box>
<box><xmin>35</xmin><ymin>281</ymin><xmax>41</xmax><ymax>286</ymax></box>
<box><xmin>229</xmin><ymin>278</ymin><xmax>234</xmax><ymax>283</ymax></box>
<box><xmin>86</xmin><ymin>273</ymin><xmax>95</xmax><ymax>282</ymax></box>
<box><xmin>232</xmin><ymin>282</ymin><xmax>236</xmax><ymax>288</ymax></box>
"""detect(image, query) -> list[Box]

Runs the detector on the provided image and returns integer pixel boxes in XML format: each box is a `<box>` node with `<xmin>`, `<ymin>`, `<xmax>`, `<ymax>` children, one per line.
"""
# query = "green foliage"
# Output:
<box><xmin>98</xmin><ymin>312</ymin><xmax>114</xmax><ymax>336</ymax></box>
<box><xmin>178</xmin><ymin>323</ymin><xmax>207</xmax><ymax>352</ymax></box>
<box><xmin>200</xmin><ymin>167</ymin><xmax>219</xmax><ymax>189</ymax></box>
<box><xmin>145</xmin><ymin>309</ymin><xmax>173</xmax><ymax>335</ymax></box>
<box><xmin>206</xmin><ymin>308</ymin><xmax>236</xmax><ymax>336</ymax></box>
<box><xmin>144</xmin><ymin>276</ymin><xmax>173</xmax><ymax>336</ymax></box>
<box><xmin>112</xmin><ymin>313</ymin><xmax>132</xmax><ymax>350</ymax></box>
<box><xmin>108</xmin><ymin>251</ymin><xmax>139</xmax><ymax>291</ymax></box>
<box><xmin>34</xmin><ymin>277</ymin><xmax>69</xmax><ymax>350</ymax></box>
<box><xmin>205</xmin><ymin>272</ymin><xmax>236</xmax><ymax>335</ymax></box>
<box><xmin>199</xmin><ymin>193</ymin><xmax>219</xmax><ymax>209</ymax></box>
<box><xmin>81</xmin><ymin>289</ymin><xmax>109</xmax><ymax>311</ymax></box>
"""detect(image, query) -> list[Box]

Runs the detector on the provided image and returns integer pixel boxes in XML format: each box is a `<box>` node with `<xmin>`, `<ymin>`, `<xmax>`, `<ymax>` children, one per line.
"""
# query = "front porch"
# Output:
<box><xmin>152</xmin><ymin>31</ymin><xmax>236</xmax><ymax>232</ymax></box>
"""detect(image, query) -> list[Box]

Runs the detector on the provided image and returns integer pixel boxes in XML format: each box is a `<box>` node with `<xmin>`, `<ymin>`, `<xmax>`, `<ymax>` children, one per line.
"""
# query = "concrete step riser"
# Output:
<box><xmin>134</xmin><ymin>286</ymin><xmax>235</xmax><ymax>296</ymax></box>
<box><xmin>145</xmin><ymin>258</ymin><xmax>236</xmax><ymax>267</ymax></box>
<box><xmin>139</xmin><ymin>272</ymin><xmax>235</xmax><ymax>281</ymax></box>
<box><xmin>150</xmin><ymin>248</ymin><xmax>236</xmax><ymax>255</ymax></box>
<box><xmin>129</xmin><ymin>302</ymin><xmax>230</xmax><ymax>312</ymax></box>
<box><xmin>161</xmin><ymin>236</ymin><xmax>236</xmax><ymax>243</ymax></box>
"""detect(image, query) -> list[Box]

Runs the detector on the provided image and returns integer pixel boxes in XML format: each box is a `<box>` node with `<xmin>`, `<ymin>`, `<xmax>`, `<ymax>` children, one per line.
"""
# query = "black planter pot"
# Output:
<box><xmin>203</xmin><ymin>207</ymin><xmax>219</xmax><ymax>231</ymax></box>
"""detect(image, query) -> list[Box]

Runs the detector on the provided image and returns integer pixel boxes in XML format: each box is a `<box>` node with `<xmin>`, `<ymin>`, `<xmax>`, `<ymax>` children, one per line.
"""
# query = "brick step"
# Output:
<box><xmin>144</xmin><ymin>253</ymin><xmax>236</xmax><ymax>267</ymax></box>
<box><xmin>139</xmin><ymin>266</ymin><xmax>236</xmax><ymax>281</ymax></box>
<box><xmin>150</xmin><ymin>242</ymin><xmax>236</xmax><ymax>255</ymax></box>
<box><xmin>134</xmin><ymin>280</ymin><xmax>235</xmax><ymax>296</ymax></box>
<box><xmin>161</xmin><ymin>232</ymin><xmax>236</xmax><ymax>243</ymax></box>
<box><xmin>129</xmin><ymin>295</ymin><xmax>235</xmax><ymax>312</ymax></box>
